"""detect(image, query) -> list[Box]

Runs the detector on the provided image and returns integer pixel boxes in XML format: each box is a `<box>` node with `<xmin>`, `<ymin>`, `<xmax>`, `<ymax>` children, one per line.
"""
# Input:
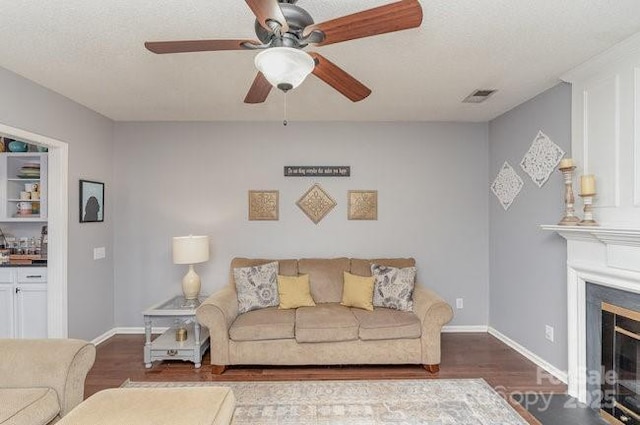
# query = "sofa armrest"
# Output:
<box><xmin>0</xmin><ymin>338</ymin><xmax>96</xmax><ymax>416</ymax></box>
<box><xmin>412</xmin><ymin>285</ymin><xmax>454</xmax><ymax>365</ymax></box>
<box><xmin>196</xmin><ymin>285</ymin><xmax>239</xmax><ymax>365</ymax></box>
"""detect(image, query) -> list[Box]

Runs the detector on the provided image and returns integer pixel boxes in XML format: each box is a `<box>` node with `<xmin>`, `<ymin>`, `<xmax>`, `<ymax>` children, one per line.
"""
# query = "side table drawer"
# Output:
<box><xmin>150</xmin><ymin>347</ymin><xmax>198</xmax><ymax>360</ymax></box>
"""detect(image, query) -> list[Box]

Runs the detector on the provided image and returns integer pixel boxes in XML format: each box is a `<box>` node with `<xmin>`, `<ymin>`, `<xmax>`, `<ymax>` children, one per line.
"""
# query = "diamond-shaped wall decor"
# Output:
<box><xmin>296</xmin><ymin>184</ymin><xmax>337</xmax><ymax>224</ymax></box>
<box><xmin>520</xmin><ymin>130</ymin><xmax>565</xmax><ymax>188</ymax></box>
<box><xmin>491</xmin><ymin>162</ymin><xmax>524</xmax><ymax>211</ymax></box>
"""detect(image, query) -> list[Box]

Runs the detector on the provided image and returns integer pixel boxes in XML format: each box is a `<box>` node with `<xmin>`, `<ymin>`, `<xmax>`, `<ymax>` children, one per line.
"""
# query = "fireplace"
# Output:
<box><xmin>543</xmin><ymin>225</ymin><xmax>640</xmax><ymax>405</ymax></box>
<box><xmin>601</xmin><ymin>302</ymin><xmax>640</xmax><ymax>424</ymax></box>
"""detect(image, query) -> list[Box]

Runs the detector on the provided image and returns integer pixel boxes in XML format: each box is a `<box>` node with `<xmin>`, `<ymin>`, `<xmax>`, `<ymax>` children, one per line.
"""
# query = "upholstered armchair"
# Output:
<box><xmin>0</xmin><ymin>339</ymin><xmax>96</xmax><ymax>425</ymax></box>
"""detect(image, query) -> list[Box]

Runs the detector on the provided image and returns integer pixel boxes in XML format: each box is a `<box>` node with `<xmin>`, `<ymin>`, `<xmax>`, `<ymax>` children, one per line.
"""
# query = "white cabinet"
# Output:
<box><xmin>0</xmin><ymin>152</ymin><xmax>48</xmax><ymax>222</ymax></box>
<box><xmin>0</xmin><ymin>267</ymin><xmax>47</xmax><ymax>338</ymax></box>
<box><xmin>0</xmin><ymin>281</ymin><xmax>14</xmax><ymax>338</ymax></box>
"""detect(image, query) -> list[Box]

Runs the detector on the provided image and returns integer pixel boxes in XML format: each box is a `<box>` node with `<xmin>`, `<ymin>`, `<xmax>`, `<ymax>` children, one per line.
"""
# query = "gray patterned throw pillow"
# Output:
<box><xmin>233</xmin><ymin>261</ymin><xmax>279</xmax><ymax>314</ymax></box>
<box><xmin>371</xmin><ymin>264</ymin><xmax>416</xmax><ymax>311</ymax></box>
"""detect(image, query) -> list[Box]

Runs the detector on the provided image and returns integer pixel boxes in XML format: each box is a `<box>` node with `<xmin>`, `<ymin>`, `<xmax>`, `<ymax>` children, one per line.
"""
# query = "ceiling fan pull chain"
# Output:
<box><xmin>283</xmin><ymin>92</ymin><xmax>288</xmax><ymax>126</ymax></box>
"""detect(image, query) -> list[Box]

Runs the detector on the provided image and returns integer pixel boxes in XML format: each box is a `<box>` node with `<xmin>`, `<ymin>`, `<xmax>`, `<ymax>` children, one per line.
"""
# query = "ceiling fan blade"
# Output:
<box><xmin>244</xmin><ymin>72</ymin><xmax>273</xmax><ymax>104</ymax></box>
<box><xmin>303</xmin><ymin>0</ymin><xmax>422</xmax><ymax>46</ymax></box>
<box><xmin>145</xmin><ymin>39</ymin><xmax>260</xmax><ymax>54</ymax></box>
<box><xmin>308</xmin><ymin>53</ymin><xmax>371</xmax><ymax>102</ymax></box>
<box><xmin>245</xmin><ymin>0</ymin><xmax>289</xmax><ymax>33</ymax></box>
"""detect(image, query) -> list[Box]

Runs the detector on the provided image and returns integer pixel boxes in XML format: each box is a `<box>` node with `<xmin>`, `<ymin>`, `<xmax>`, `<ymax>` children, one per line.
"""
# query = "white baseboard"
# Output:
<box><xmin>488</xmin><ymin>327</ymin><xmax>568</xmax><ymax>384</ymax></box>
<box><xmin>442</xmin><ymin>325</ymin><xmax>488</xmax><ymax>333</ymax></box>
<box><xmin>91</xmin><ymin>328</ymin><xmax>117</xmax><ymax>345</ymax></box>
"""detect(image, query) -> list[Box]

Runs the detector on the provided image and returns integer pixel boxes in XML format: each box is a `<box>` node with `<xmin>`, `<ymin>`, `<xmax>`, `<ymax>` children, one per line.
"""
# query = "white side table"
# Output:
<box><xmin>143</xmin><ymin>295</ymin><xmax>210</xmax><ymax>368</ymax></box>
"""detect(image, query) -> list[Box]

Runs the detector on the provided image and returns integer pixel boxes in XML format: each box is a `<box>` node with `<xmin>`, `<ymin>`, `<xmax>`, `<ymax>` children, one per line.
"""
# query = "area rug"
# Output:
<box><xmin>123</xmin><ymin>378</ymin><xmax>527</xmax><ymax>424</ymax></box>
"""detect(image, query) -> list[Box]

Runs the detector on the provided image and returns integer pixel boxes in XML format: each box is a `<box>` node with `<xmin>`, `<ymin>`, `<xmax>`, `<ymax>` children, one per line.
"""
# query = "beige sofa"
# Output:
<box><xmin>0</xmin><ymin>339</ymin><xmax>96</xmax><ymax>425</ymax></box>
<box><xmin>196</xmin><ymin>257</ymin><xmax>453</xmax><ymax>374</ymax></box>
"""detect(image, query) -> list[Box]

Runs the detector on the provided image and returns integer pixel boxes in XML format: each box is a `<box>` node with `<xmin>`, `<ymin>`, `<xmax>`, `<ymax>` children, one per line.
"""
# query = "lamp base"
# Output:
<box><xmin>182</xmin><ymin>264</ymin><xmax>201</xmax><ymax>300</ymax></box>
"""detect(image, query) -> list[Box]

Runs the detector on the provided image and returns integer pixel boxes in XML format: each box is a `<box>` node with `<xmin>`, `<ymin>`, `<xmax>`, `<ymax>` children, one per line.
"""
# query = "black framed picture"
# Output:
<box><xmin>79</xmin><ymin>180</ymin><xmax>104</xmax><ymax>223</ymax></box>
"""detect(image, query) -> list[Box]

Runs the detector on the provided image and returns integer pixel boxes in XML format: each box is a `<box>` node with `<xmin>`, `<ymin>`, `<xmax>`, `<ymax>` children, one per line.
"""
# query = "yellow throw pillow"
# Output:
<box><xmin>341</xmin><ymin>271</ymin><xmax>375</xmax><ymax>311</ymax></box>
<box><xmin>277</xmin><ymin>274</ymin><xmax>316</xmax><ymax>309</ymax></box>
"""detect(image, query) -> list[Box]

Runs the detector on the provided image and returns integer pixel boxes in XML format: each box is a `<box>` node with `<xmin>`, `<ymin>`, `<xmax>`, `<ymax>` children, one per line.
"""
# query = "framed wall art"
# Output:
<box><xmin>248</xmin><ymin>190</ymin><xmax>279</xmax><ymax>221</ymax></box>
<box><xmin>79</xmin><ymin>179</ymin><xmax>104</xmax><ymax>223</ymax></box>
<box><xmin>296</xmin><ymin>184</ymin><xmax>336</xmax><ymax>224</ymax></box>
<box><xmin>348</xmin><ymin>190</ymin><xmax>378</xmax><ymax>220</ymax></box>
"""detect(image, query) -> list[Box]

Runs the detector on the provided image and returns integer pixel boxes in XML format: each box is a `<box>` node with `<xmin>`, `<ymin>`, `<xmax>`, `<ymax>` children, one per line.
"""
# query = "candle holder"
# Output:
<box><xmin>558</xmin><ymin>165</ymin><xmax>581</xmax><ymax>225</ymax></box>
<box><xmin>578</xmin><ymin>194</ymin><xmax>598</xmax><ymax>226</ymax></box>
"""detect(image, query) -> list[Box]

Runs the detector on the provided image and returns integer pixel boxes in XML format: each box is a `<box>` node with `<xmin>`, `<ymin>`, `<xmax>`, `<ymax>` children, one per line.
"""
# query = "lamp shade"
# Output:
<box><xmin>172</xmin><ymin>235</ymin><xmax>209</xmax><ymax>264</ymax></box>
<box><xmin>254</xmin><ymin>47</ymin><xmax>315</xmax><ymax>92</ymax></box>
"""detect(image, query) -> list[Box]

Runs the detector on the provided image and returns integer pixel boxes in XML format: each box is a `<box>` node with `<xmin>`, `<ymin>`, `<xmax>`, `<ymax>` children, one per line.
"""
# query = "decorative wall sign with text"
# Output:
<box><xmin>285</xmin><ymin>166</ymin><xmax>350</xmax><ymax>177</ymax></box>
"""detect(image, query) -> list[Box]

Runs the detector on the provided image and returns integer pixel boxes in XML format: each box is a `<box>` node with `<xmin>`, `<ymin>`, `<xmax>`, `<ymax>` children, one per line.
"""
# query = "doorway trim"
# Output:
<box><xmin>0</xmin><ymin>123</ymin><xmax>68</xmax><ymax>337</ymax></box>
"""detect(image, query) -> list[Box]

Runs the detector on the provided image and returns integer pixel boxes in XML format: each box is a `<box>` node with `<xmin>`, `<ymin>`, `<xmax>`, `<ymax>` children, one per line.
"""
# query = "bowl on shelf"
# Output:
<box><xmin>8</xmin><ymin>141</ymin><xmax>28</xmax><ymax>152</ymax></box>
<box><xmin>36</xmin><ymin>146</ymin><xmax>48</xmax><ymax>152</ymax></box>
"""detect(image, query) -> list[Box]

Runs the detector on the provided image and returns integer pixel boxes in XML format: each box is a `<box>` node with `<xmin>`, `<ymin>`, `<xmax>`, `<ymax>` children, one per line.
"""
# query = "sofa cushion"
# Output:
<box><xmin>229</xmin><ymin>307</ymin><xmax>295</xmax><ymax>341</ymax></box>
<box><xmin>298</xmin><ymin>258</ymin><xmax>350</xmax><ymax>303</ymax></box>
<box><xmin>233</xmin><ymin>261</ymin><xmax>279</xmax><ymax>313</ymax></box>
<box><xmin>352</xmin><ymin>308</ymin><xmax>422</xmax><ymax>341</ymax></box>
<box><xmin>350</xmin><ymin>258</ymin><xmax>416</xmax><ymax>277</ymax></box>
<box><xmin>295</xmin><ymin>303</ymin><xmax>359</xmax><ymax>343</ymax></box>
<box><xmin>230</xmin><ymin>258</ymin><xmax>298</xmax><ymax>283</ymax></box>
<box><xmin>371</xmin><ymin>264</ymin><xmax>416</xmax><ymax>311</ymax></box>
<box><xmin>340</xmin><ymin>272</ymin><xmax>375</xmax><ymax>311</ymax></box>
<box><xmin>0</xmin><ymin>388</ymin><xmax>59</xmax><ymax>425</ymax></box>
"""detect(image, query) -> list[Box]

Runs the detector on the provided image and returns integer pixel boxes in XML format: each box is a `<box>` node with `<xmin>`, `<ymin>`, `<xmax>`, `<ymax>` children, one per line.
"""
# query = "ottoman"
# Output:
<box><xmin>57</xmin><ymin>387</ymin><xmax>235</xmax><ymax>425</ymax></box>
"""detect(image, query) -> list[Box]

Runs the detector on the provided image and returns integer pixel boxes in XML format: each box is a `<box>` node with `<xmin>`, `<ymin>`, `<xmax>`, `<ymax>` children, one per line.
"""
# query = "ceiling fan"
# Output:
<box><xmin>144</xmin><ymin>0</ymin><xmax>423</xmax><ymax>104</ymax></box>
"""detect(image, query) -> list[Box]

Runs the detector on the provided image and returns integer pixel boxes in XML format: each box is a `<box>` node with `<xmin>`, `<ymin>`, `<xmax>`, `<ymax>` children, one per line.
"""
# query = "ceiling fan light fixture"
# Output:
<box><xmin>254</xmin><ymin>47</ymin><xmax>315</xmax><ymax>92</ymax></box>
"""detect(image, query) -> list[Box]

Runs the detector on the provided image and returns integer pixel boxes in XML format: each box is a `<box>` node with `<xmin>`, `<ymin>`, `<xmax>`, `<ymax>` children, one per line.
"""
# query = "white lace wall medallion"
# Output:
<box><xmin>520</xmin><ymin>130</ymin><xmax>565</xmax><ymax>188</ymax></box>
<box><xmin>491</xmin><ymin>162</ymin><xmax>524</xmax><ymax>210</ymax></box>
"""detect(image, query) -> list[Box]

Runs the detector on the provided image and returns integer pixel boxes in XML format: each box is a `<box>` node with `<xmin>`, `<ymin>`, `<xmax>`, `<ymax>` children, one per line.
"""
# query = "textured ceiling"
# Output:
<box><xmin>1</xmin><ymin>0</ymin><xmax>639</xmax><ymax>122</ymax></box>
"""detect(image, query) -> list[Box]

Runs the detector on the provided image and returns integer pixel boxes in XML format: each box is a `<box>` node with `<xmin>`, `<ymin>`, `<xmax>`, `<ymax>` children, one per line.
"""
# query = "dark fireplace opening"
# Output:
<box><xmin>601</xmin><ymin>302</ymin><xmax>640</xmax><ymax>425</ymax></box>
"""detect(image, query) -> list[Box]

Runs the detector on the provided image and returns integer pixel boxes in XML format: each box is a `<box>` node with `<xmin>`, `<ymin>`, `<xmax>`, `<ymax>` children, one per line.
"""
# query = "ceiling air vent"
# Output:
<box><xmin>463</xmin><ymin>89</ymin><xmax>497</xmax><ymax>103</ymax></box>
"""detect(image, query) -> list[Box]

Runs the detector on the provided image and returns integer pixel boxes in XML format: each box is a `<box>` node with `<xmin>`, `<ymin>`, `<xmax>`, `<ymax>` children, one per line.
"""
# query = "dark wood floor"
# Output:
<box><xmin>85</xmin><ymin>332</ymin><xmax>566</xmax><ymax>424</ymax></box>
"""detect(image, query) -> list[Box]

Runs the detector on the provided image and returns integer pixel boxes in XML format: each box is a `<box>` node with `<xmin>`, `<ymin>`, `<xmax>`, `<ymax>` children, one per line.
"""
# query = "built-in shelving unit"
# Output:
<box><xmin>0</xmin><ymin>152</ymin><xmax>48</xmax><ymax>222</ymax></box>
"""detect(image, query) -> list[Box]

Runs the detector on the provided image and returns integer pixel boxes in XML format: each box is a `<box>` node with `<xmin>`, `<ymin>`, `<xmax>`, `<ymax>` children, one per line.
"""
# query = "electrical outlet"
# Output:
<box><xmin>93</xmin><ymin>247</ymin><xmax>106</xmax><ymax>260</ymax></box>
<box><xmin>456</xmin><ymin>298</ymin><xmax>464</xmax><ymax>309</ymax></box>
<box><xmin>545</xmin><ymin>325</ymin><xmax>554</xmax><ymax>342</ymax></box>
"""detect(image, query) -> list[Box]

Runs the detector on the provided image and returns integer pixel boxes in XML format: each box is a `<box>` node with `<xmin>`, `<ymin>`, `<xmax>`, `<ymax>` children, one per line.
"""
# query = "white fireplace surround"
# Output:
<box><xmin>543</xmin><ymin>225</ymin><xmax>640</xmax><ymax>403</ymax></box>
<box><xmin>545</xmin><ymin>32</ymin><xmax>640</xmax><ymax>403</ymax></box>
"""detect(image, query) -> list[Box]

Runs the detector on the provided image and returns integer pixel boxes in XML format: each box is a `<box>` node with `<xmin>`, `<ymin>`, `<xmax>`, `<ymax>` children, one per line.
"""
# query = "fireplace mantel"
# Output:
<box><xmin>542</xmin><ymin>225</ymin><xmax>640</xmax><ymax>273</ymax></box>
<box><xmin>542</xmin><ymin>225</ymin><xmax>640</xmax><ymax>245</ymax></box>
<box><xmin>542</xmin><ymin>224</ymin><xmax>640</xmax><ymax>403</ymax></box>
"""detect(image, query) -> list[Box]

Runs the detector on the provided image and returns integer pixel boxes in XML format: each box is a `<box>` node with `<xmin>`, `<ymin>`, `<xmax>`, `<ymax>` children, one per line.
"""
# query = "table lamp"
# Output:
<box><xmin>172</xmin><ymin>235</ymin><xmax>209</xmax><ymax>300</ymax></box>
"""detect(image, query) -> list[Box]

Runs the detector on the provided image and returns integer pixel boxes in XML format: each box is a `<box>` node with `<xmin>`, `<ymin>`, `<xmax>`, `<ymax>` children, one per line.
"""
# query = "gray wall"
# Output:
<box><xmin>0</xmin><ymin>62</ymin><xmax>572</xmax><ymax>373</ymax></box>
<box><xmin>0</xmin><ymin>66</ymin><xmax>114</xmax><ymax>340</ymax></box>
<box><xmin>488</xmin><ymin>83</ymin><xmax>571</xmax><ymax>370</ymax></box>
<box><xmin>113</xmin><ymin>121</ymin><xmax>490</xmax><ymax>327</ymax></box>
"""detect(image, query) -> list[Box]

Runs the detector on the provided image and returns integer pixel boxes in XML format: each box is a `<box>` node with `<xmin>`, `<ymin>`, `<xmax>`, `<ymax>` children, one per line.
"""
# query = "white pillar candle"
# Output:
<box><xmin>559</xmin><ymin>158</ymin><xmax>574</xmax><ymax>168</ymax></box>
<box><xmin>580</xmin><ymin>175</ymin><xmax>596</xmax><ymax>195</ymax></box>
